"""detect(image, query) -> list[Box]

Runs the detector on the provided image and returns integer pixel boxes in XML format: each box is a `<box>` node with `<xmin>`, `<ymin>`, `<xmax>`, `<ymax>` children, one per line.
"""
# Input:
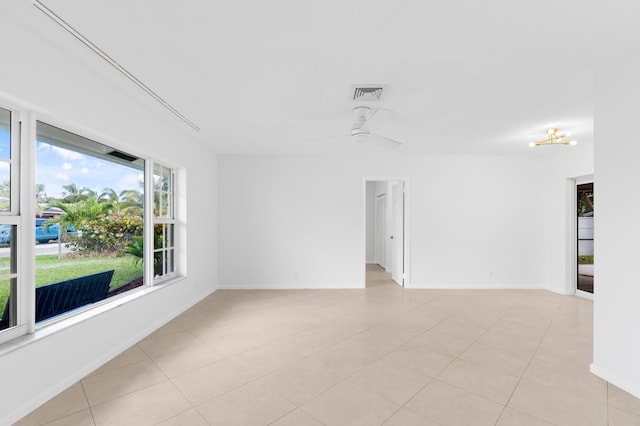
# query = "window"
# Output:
<box><xmin>0</xmin><ymin>106</ymin><xmax>18</xmax><ymax>332</ymax></box>
<box><xmin>0</xmin><ymin>100</ymin><xmax>182</xmax><ymax>340</ymax></box>
<box><xmin>34</xmin><ymin>121</ymin><xmax>145</xmax><ymax>323</ymax></box>
<box><xmin>152</xmin><ymin>164</ymin><xmax>175</xmax><ymax>281</ymax></box>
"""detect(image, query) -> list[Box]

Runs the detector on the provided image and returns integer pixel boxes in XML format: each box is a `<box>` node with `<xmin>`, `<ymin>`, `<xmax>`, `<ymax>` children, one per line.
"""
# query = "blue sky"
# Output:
<box><xmin>0</xmin><ymin>128</ymin><xmax>11</xmax><ymax>187</ymax></box>
<box><xmin>36</xmin><ymin>141</ymin><xmax>143</xmax><ymax>199</ymax></box>
<box><xmin>0</xmin><ymin>131</ymin><xmax>9</xmax><ymax>160</ymax></box>
<box><xmin>0</xmin><ymin>128</ymin><xmax>142</xmax><ymax>199</ymax></box>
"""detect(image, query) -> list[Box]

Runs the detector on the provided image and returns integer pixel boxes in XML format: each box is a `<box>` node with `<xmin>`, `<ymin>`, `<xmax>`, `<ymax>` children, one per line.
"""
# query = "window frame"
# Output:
<box><xmin>0</xmin><ymin>98</ymin><xmax>183</xmax><ymax>344</ymax></box>
<box><xmin>0</xmin><ymin>103</ymin><xmax>27</xmax><ymax>343</ymax></box>
<box><xmin>0</xmin><ymin>104</ymin><xmax>21</xmax><ymax>217</ymax></box>
<box><xmin>147</xmin><ymin>161</ymin><xmax>177</xmax><ymax>284</ymax></box>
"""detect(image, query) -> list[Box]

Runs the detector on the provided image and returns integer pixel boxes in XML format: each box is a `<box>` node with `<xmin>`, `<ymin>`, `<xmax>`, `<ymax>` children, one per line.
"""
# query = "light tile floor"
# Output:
<box><xmin>17</xmin><ymin>265</ymin><xmax>640</xmax><ymax>425</ymax></box>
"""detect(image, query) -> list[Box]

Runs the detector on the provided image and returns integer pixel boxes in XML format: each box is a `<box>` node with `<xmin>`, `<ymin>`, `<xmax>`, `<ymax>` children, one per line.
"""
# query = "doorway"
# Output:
<box><xmin>577</xmin><ymin>182</ymin><xmax>594</xmax><ymax>294</ymax></box>
<box><xmin>363</xmin><ymin>178</ymin><xmax>409</xmax><ymax>288</ymax></box>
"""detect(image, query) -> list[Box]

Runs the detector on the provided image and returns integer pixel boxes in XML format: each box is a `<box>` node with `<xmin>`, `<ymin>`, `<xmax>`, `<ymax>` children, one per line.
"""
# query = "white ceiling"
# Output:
<box><xmin>10</xmin><ymin>0</ymin><xmax>640</xmax><ymax>156</ymax></box>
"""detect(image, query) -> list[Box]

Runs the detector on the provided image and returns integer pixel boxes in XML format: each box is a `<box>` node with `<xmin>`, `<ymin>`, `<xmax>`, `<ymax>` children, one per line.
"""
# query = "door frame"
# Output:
<box><xmin>361</xmin><ymin>177</ymin><xmax>410</xmax><ymax>288</ymax></box>
<box><xmin>568</xmin><ymin>174</ymin><xmax>594</xmax><ymax>299</ymax></box>
<box><xmin>390</xmin><ymin>181</ymin><xmax>405</xmax><ymax>286</ymax></box>
<box><xmin>374</xmin><ymin>193</ymin><xmax>386</xmax><ymax>268</ymax></box>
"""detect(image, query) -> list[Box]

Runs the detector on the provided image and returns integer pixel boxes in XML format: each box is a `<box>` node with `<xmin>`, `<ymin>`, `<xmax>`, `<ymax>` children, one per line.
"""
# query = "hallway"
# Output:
<box><xmin>365</xmin><ymin>264</ymin><xmax>398</xmax><ymax>289</ymax></box>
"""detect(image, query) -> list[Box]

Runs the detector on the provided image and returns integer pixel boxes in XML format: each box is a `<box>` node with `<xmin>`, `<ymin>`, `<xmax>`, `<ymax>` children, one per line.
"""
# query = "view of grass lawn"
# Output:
<box><xmin>578</xmin><ymin>255</ymin><xmax>594</xmax><ymax>264</ymax></box>
<box><xmin>0</xmin><ymin>255</ymin><xmax>142</xmax><ymax>309</ymax></box>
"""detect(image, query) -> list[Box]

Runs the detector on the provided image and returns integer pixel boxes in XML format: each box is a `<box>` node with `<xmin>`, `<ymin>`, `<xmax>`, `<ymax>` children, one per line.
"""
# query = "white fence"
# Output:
<box><xmin>578</xmin><ymin>216</ymin><xmax>594</xmax><ymax>256</ymax></box>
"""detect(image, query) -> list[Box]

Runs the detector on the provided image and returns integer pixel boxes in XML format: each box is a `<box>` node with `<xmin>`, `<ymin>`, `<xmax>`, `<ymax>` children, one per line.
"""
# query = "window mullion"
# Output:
<box><xmin>10</xmin><ymin>113</ymin><xmax>20</xmax><ymax>215</ymax></box>
<box><xmin>144</xmin><ymin>159</ymin><xmax>154</xmax><ymax>285</ymax></box>
<box><xmin>150</xmin><ymin>163</ymin><xmax>176</xmax><ymax>283</ymax></box>
<box><xmin>19</xmin><ymin>111</ymin><xmax>36</xmax><ymax>332</ymax></box>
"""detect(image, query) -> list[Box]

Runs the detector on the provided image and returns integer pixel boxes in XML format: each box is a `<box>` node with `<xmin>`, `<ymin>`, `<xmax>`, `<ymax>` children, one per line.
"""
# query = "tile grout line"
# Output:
<box><xmin>267</xmin><ymin>272</ymin><xmax>447</xmax><ymax>425</ymax></box>
<box><xmin>119</xmin><ymin>343</ymin><xmax>202</xmax><ymax>426</ymax></box>
<box><xmin>167</xmin><ymin>290</ymin><xmax>390</xmax><ymax>412</ymax></box>
<box><xmin>373</xmin><ymin>294</ymin><xmax>480</xmax><ymax>425</ymax></box>
<box><xmin>79</xmin><ymin>380</ymin><xmax>98</xmax><ymax>426</ymax></box>
<box><xmin>493</xmin><ymin>295</ymin><xmax>576</xmax><ymax>425</ymax></box>
<box><xmin>606</xmin><ymin>381</ymin><xmax>609</xmax><ymax>426</ymax></box>
<box><xmin>24</xmin><ymin>277</ymin><xmax>626</xmax><ymax>426</ymax></box>
<box><xmin>408</xmin><ymin>290</ymin><xmax>552</xmax><ymax>425</ymax></box>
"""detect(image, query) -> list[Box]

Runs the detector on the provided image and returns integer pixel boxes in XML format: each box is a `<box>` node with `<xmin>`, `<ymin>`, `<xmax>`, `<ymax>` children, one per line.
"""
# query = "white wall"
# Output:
<box><xmin>0</xmin><ymin>7</ymin><xmax>217</xmax><ymax>424</ymax></box>
<box><xmin>590</xmin><ymin>59</ymin><xmax>640</xmax><ymax>398</ymax></box>
<box><xmin>219</xmin><ymin>154</ymin><xmax>549</xmax><ymax>289</ymax></box>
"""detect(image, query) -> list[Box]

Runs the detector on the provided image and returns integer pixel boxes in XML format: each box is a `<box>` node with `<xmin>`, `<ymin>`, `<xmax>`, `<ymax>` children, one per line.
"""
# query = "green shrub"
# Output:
<box><xmin>70</xmin><ymin>213</ymin><xmax>143</xmax><ymax>256</ymax></box>
<box><xmin>124</xmin><ymin>233</ymin><xmax>164</xmax><ymax>276</ymax></box>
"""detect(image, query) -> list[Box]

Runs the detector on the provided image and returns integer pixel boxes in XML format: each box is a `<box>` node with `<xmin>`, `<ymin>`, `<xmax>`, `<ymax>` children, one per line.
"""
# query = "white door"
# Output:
<box><xmin>375</xmin><ymin>194</ymin><xmax>386</xmax><ymax>268</ymax></box>
<box><xmin>391</xmin><ymin>182</ymin><xmax>404</xmax><ymax>286</ymax></box>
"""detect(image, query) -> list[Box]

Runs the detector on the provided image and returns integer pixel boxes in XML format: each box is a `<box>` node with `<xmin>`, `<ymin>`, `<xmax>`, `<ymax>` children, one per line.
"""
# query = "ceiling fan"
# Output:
<box><xmin>350</xmin><ymin>106</ymin><xmax>402</xmax><ymax>148</ymax></box>
<box><xmin>306</xmin><ymin>106</ymin><xmax>402</xmax><ymax>149</ymax></box>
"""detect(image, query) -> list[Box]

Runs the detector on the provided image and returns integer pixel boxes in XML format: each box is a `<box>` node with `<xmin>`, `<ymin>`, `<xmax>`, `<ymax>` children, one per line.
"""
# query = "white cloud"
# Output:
<box><xmin>62</xmin><ymin>163</ymin><xmax>72</xmax><ymax>170</ymax></box>
<box><xmin>54</xmin><ymin>172</ymin><xmax>70</xmax><ymax>181</ymax></box>
<box><xmin>0</xmin><ymin>162</ymin><xmax>9</xmax><ymax>171</ymax></box>
<box><xmin>81</xmin><ymin>167</ymin><xmax>89</xmax><ymax>174</ymax></box>
<box><xmin>116</xmin><ymin>171</ymin><xmax>144</xmax><ymax>192</ymax></box>
<box><xmin>52</xmin><ymin>146</ymin><xmax>85</xmax><ymax>161</ymax></box>
<box><xmin>37</xmin><ymin>143</ymin><xmax>51</xmax><ymax>152</ymax></box>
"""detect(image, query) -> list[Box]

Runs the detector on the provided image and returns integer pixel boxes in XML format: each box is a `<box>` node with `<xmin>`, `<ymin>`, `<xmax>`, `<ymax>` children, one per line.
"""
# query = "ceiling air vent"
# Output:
<box><xmin>351</xmin><ymin>85</ymin><xmax>387</xmax><ymax>102</ymax></box>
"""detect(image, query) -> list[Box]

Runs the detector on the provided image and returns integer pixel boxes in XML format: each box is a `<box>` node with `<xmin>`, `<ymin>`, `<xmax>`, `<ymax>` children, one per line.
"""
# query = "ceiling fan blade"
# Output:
<box><xmin>369</xmin><ymin>133</ymin><xmax>403</xmax><ymax>149</ymax></box>
<box><xmin>364</xmin><ymin>107</ymin><xmax>396</xmax><ymax>127</ymax></box>
<box><xmin>298</xmin><ymin>134</ymin><xmax>349</xmax><ymax>143</ymax></box>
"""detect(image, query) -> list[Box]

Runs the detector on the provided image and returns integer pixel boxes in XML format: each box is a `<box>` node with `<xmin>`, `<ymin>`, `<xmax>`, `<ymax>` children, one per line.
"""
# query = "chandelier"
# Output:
<box><xmin>529</xmin><ymin>128</ymin><xmax>577</xmax><ymax>147</ymax></box>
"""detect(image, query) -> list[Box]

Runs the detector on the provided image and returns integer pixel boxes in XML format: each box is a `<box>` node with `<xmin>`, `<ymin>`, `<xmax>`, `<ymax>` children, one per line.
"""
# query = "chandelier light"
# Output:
<box><xmin>529</xmin><ymin>128</ymin><xmax>577</xmax><ymax>147</ymax></box>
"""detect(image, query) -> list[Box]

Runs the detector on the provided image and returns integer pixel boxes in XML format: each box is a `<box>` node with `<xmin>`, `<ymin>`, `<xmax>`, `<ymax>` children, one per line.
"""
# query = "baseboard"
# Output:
<box><xmin>545</xmin><ymin>285</ymin><xmax>573</xmax><ymax>295</ymax></box>
<box><xmin>590</xmin><ymin>363</ymin><xmax>640</xmax><ymax>399</ymax></box>
<box><xmin>218</xmin><ymin>282</ymin><xmax>548</xmax><ymax>290</ymax></box>
<box><xmin>408</xmin><ymin>283</ymin><xmax>546</xmax><ymax>290</ymax></box>
<box><xmin>575</xmin><ymin>289</ymin><xmax>593</xmax><ymax>300</ymax></box>
<box><xmin>217</xmin><ymin>283</ymin><xmax>362</xmax><ymax>290</ymax></box>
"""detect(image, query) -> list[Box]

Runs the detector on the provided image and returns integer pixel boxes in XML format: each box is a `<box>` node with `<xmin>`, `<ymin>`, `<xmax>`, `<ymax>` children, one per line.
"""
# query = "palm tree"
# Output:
<box><xmin>124</xmin><ymin>234</ymin><xmax>163</xmax><ymax>275</ymax></box>
<box><xmin>98</xmin><ymin>188</ymin><xmax>118</xmax><ymax>204</ymax></box>
<box><xmin>95</xmin><ymin>188</ymin><xmax>144</xmax><ymax>216</ymax></box>
<box><xmin>35</xmin><ymin>183</ymin><xmax>47</xmax><ymax>203</ymax></box>
<box><xmin>0</xmin><ymin>180</ymin><xmax>10</xmax><ymax>212</ymax></box>
<box><xmin>60</xmin><ymin>183</ymin><xmax>95</xmax><ymax>203</ymax></box>
<box><xmin>0</xmin><ymin>180</ymin><xmax>9</xmax><ymax>197</ymax></box>
<box><xmin>46</xmin><ymin>195</ymin><xmax>114</xmax><ymax>231</ymax></box>
<box><xmin>123</xmin><ymin>236</ymin><xmax>144</xmax><ymax>265</ymax></box>
<box><xmin>118</xmin><ymin>189</ymin><xmax>143</xmax><ymax>216</ymax></box>
<box><xmin>79</xmin><ymin>187</ymin><xmax>96</xmax><ymax>197</ymax></box>
<box><xmin>61</xmin><ymin>183</ymin><xmax>79</xmax><ymax>197</ymax></box>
